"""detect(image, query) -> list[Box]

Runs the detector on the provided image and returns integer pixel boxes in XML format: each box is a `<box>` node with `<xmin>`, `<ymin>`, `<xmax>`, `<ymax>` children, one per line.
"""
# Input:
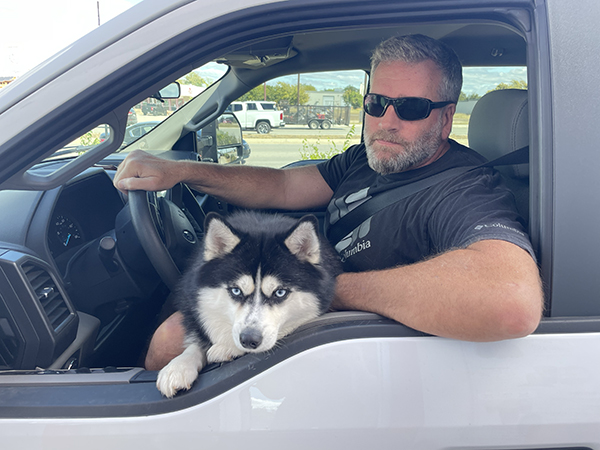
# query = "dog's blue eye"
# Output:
<box><xmin>274</xmin><ymin>289</ymin><xmax>288</xmax><ymax>298</ymax></box>
<box><xmin>230</xmin><ymin>287</ymin><xmax>242</xmax><ymax>297</ymax></box>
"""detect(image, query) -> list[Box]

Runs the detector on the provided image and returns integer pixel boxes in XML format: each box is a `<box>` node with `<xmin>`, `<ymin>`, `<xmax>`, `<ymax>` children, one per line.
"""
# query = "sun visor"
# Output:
<box><xmin>215</xmin><ymin>37</ymin><xmax>298</xmax><ymax>68</ymax></box>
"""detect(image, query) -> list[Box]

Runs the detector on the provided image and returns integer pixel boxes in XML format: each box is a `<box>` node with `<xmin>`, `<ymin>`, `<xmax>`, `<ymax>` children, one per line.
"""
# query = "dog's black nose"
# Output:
<box><xmin>240</xmin><ymin>328</ymin><xmax>263</xmax><ymax>350</ymax></box>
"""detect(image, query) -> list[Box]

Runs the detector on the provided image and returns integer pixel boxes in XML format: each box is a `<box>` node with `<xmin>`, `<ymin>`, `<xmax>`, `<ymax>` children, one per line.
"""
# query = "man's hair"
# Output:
<box><xmin>370</xmin><ymin>34</ymin><xmax>463</xmax><ymax>103</ymax></box>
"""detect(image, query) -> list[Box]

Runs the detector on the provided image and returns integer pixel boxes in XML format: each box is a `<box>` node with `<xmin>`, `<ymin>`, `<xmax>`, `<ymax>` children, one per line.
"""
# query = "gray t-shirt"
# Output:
<box><xmin>317</xmin><ymin>140</ymin><xmax>534</xmax><ymax>272</ymax></box>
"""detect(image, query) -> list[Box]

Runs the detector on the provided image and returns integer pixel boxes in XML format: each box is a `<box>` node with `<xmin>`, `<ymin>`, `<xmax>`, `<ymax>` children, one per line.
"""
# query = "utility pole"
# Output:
<box><xmin>97</xmin><ymin>1</ymin><xmax>101</xmax><ymax>26</ymax></box>
<box><xmin>297</xmin><ymin>73</ymin><xmax>301</xmax><ymax>122</ymax></box>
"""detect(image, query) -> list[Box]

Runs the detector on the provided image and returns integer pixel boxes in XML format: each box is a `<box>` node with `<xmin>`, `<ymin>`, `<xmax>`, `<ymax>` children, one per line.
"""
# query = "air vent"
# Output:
<box><xmin>22</xmin><ymin>262</ymin><xmax>71</xmax><ymax>332</ymax></box>
<box><xmin>0</xmin><ymin>314</ymin><xmax>20</xmax><ymax>369</ymax></box>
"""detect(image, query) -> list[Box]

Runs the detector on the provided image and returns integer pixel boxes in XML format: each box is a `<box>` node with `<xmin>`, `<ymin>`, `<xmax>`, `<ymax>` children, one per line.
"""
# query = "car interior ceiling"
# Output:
<box><xmin>219</xmin><ymin>22</ymin><xmax>525</xmax><ymax>82</ymax></box>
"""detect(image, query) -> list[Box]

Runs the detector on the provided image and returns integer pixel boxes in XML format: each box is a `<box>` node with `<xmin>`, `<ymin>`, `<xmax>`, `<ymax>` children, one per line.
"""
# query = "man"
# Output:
<box><xmin>115</xmin><ymin>35</ymin><xmax>543</xmax><ymax>370</ymax></box>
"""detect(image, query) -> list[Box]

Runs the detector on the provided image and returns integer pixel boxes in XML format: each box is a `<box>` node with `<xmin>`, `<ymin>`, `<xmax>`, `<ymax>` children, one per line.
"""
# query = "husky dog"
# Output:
<box><xmin>157</xmin><ymin>210</ymin><xmax>342</xmax><ymax>397</ymax></box>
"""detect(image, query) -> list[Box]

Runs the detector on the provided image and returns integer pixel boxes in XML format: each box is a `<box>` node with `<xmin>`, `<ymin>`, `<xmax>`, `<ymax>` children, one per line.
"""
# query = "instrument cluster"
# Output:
<box><xmin>49</xmin><ymin>213</ymin><xmax>84</xmax><ymax>255</ymax></box>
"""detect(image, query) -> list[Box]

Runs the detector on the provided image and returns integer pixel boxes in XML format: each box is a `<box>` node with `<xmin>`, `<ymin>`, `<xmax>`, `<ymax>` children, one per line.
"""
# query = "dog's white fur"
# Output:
<box><xmin>156</xmin><ymin>338</ymin><xmax>206</xmax><ymax>399</ymax></box>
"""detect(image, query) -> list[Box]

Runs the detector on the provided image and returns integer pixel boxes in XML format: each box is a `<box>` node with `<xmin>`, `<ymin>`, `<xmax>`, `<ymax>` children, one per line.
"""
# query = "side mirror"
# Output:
<box><xmin>197</xmin><ymin>113</ymin><xmax>246</xmax><ymax>164</ymax></box>
<box><xmin>216</xmin><ymin>113</ymin><xmax>244</xmax><ymax>164</ymax></box>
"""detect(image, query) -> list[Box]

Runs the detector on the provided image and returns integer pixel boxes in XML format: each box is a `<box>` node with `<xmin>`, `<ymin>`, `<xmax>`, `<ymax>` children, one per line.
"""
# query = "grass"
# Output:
<box><xmin>453</xmin><ymin>113</ymin><xmax>470</xmax><ymax>124</ymax></box>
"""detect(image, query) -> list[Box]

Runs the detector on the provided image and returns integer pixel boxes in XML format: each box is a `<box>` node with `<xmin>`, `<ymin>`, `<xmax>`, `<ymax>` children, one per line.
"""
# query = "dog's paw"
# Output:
<box><xmin>156</xmin><ymin>345</ymin><xmax>206</xmax><ymax>398</ymax></box>
<box><xmin>206</xmin><ymin>343</ymin><xmax>244</xmax><ymax>363</ymax></box>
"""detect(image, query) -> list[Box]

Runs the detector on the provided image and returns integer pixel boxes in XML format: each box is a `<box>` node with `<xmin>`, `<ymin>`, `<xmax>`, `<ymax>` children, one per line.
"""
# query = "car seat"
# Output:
<box><xmin>467</xmin><ymin>89</ymin><xmax>529</xmax><ymax>223</ymax></box>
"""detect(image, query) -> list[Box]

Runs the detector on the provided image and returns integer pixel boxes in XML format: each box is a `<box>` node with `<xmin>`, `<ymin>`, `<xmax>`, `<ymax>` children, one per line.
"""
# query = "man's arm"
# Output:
<box><xmin>333</xmin><ymin>239</ymin><xmax>543</xmax><ymax>341</ymax></box>
<box><xmin>113</xmin><ymin>150</ymin><xmax>333</xmax><ymax>210</ymax></box>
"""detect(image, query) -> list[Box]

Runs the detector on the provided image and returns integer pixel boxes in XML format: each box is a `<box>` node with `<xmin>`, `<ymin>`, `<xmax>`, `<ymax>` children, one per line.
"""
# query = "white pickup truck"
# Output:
<box><xmin>226</xmin><ymin>101</ymin><xmax>285</xmax><ymax>134</ymax></box>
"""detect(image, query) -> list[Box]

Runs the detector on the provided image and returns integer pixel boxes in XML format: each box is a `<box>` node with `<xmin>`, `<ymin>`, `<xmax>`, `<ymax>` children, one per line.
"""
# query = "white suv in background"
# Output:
<box><xmin>227</xmin><ymin>101</ymin><xmax>285</xmax><ymax>134</ymax></box>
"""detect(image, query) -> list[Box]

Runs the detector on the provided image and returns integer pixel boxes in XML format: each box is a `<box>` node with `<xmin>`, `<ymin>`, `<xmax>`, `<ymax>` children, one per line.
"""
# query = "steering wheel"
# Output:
<box><xmin>128</xmin><ymin>187</ymin><xmax>203</xmax><ymax>291</ymax></box>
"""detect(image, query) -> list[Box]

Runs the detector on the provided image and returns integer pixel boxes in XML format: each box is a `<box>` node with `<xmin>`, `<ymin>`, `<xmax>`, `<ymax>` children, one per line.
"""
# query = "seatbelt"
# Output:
<box><xmin>327</xmin><ymin>146</ymin><xmax>529</xmax><ymax>245</ymax></box>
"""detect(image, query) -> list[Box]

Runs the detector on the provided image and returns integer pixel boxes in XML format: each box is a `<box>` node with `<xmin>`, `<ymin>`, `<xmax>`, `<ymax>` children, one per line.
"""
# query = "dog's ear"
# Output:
<box><xmin>284</xmin><ymin>215</ymin><xmax>321</xmax><ymax>265</ymax></box>
<box><xmin>203</xmin><ymin>213</ymin><xmax>241</xmax><ymax>261</ymax></box>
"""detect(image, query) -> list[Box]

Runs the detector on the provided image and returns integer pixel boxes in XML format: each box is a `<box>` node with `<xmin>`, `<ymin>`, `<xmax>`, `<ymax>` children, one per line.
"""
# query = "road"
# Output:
<box><xmin>243</xmin><ymin>141</ymin><xmax>341</xmax><ymax>167</ymax></box>
<box><xmin>242</xmin><ymin>123</ymin><xmax>469</xmax><ymax>167</ymax></box>
<box><xmin>243</xmin><ymin>122</ymin><xmax>468</xmax><ymax>139</ymax></box>
<box><xmin>246</xmin><ymin>124</ymin><xmax>358</xmax><ymax>139</ymax></box>
<box><xmin>136</xmin><ymin>114</ymin><xmax>469</xmax><ymax>167</ymax></box>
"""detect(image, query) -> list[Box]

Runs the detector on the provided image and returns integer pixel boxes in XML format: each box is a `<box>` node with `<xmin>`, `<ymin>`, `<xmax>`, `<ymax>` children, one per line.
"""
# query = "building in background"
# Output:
<box><xmin>307</xmin><ymin>90</ymin><xmax>346</xmax><ymax>106</ymax></box>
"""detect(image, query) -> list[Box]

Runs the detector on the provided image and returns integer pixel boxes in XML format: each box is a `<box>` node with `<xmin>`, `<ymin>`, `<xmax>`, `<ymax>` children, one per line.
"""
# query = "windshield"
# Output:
<box><xmin>46</xmin><ymin>62</ymin><xmax>229</xmax><ymax>160</ymax></box>
<box><xmin>45</xmin><ymin>64</ymin><xmax>527</xmax><ymax>169</ymax></box>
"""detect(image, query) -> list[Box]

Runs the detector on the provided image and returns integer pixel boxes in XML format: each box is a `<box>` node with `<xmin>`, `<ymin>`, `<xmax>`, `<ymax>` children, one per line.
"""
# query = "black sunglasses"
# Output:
<box><xmin>363</xmin><ymin>94</ymin><xmax>455</xmax><ymax>121</ymax></box>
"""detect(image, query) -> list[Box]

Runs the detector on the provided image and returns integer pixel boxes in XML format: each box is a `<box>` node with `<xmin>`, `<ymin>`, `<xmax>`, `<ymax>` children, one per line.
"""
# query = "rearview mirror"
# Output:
<box><xmin>151</xmin><ymin>82</ymin><xmax>181</xmax><ymax>101</ymax></box>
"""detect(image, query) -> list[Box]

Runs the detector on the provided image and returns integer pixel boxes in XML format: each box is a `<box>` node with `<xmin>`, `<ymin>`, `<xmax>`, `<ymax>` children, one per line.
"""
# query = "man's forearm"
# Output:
<box><xmin>183</xmin><ymin>162</ymin><xmax>288</xmax><ymax>209</ymax></box>
<box><xmin>332</xmin><ymin>240</ymin><xmax>543</xmax><ymax>342</ymax></box>
<box><xmin>114</xmin><ymin>150</ymin><xmax>332</xmax><ymax>211</ymax></box>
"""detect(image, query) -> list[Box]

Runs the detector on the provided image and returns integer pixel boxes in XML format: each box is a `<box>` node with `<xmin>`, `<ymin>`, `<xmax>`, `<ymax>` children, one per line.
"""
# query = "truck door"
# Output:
<box><xmin>245</xmin><ymin>102</ymin><xmax>258</xmax><ymax>128</ymax></box>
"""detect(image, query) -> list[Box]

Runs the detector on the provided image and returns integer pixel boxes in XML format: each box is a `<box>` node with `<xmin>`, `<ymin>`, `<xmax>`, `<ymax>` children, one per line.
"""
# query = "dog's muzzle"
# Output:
<box><xmin>239</xmin><ymin>328</ymin><xmax>263</xmax><ymax>350</ymax></box>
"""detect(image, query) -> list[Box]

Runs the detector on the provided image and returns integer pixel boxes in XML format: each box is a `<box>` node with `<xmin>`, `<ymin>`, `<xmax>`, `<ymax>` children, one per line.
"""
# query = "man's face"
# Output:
<box><xmin>364</xmin><ymin>60</ymin><xmax>455</xmax><ymax>175</ymax></box>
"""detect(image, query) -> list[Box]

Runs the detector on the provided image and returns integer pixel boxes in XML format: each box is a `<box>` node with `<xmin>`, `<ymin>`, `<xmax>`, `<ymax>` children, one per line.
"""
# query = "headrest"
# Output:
<box><xmin>468</xmin><ymin>89</ymin><xmax>528</xmax><ymax>179</ymax></box>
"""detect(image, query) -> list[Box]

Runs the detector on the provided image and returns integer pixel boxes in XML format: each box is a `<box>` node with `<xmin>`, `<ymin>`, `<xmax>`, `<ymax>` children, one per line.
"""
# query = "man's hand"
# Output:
<box><xmin>114</xmin><ymin>150</ymin><xmax>187</xmax><ymax>193</ymax></box>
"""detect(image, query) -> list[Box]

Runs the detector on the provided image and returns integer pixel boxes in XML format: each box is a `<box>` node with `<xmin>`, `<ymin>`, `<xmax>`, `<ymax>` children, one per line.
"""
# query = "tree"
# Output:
<box><xmin>489</xmin><ymin>79</ymin><xmax>528</xmax><ymax>92</ymax></box>
<box><xmin>177</xmin><ymin>72</ymin><xmax>208</xmax><ymax>87</ymax></box>
<box><xmin>459</xmin><ymin>91</ymin><xmax>481</xmax><ymax>102</ymax></box>
<box><xmin>237</xmin><ymin>85</ymin><xmax>267</xmax><ymax>101</ymax></box>
<box><xmin>271</xmin><ymin>81</ymin><xmax>305</xmax><ymax>105</ymax></box>
<box><xmin>236</xmin><ymin>81</ymin><xmax>310</xmax><ymax>105</ymax></box>
<box><xmin>343</xmin><ymin>85</ymin><xmax>362</xmax><ymax>108</ymax></box>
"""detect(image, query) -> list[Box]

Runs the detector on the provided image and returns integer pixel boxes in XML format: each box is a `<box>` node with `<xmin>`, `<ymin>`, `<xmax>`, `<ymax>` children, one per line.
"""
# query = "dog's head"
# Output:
<box><xmin>194</xmin><ymin>211</ymin><xmax>339</xmax><ymax>354</ymax></box>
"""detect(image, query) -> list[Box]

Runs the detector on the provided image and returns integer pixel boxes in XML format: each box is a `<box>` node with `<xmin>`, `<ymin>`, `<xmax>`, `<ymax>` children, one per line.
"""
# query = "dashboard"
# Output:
<box><xmin>0</xmin><ymin>163</ymin><xmax>169</xmax><ymax>370</ymax></box>
<box><xmin>49</xmin><ymin>172</ymin><xmax>125</xmax><ymax>274</ymax></box>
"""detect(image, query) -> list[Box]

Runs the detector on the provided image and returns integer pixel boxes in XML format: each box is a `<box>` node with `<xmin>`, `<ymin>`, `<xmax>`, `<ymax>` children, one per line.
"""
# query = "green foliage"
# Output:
<box><xmin>458</xmin><ymin>79</ymin><xmax>527</xmax><ymax>102</ymax></box>
<box><xmin>332</xmin><ymin>124</ymin><xmax>356</xmax><ymax>153</ymax></box>
<box><xmin>299</xmin><ymin>124</ymin><xmax>356</xmax><ymax>160</ymax></box>
<box><xmin>238</xmin><ymin>85</ymin><xmax>266</xmax><ymax>102</ymax></box>
<box><xmin>237</xmin><ymin>81</ymin><xmax>311</xmax><ymax>105</ymax></box>
<box><xmin>178</xmin><ymin>72</ymin><xmax>208</xmax><ymax>87</ymax></box>
<box><xmin>299</xmin><ymin>138</ymin><xmax>328</xmax><ymax>160</ymax></box>
<box><xmin>489</xmin><ymin>79</ymin><xmax>528</xmax><ymax>92</ymax></box>
<box><xmin>79</xmin><ymin>131</ymin><xmax>100</xmax><ymax>148</ymax></box>
<box><xmin>459</xmin><ymin>91</ymin><xmax>481</xmax><ymax>102</ymax></box>
<box><xmin>273</xmin><ymin>81</ymin><xmax>310</xmax><ymax>105</ymax></box>
<box><xmin>343</xmin><ymin>85</ymin><xmax>362</xmax><ymax>108</ymax></box>
<box><xmin>216</xmin><ymin>130</ymin><xmax>239</xmax><ymax>146</ymax></box>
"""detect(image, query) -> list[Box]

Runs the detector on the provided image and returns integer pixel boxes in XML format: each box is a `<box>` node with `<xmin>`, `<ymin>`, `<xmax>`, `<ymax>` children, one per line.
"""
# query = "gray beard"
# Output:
<box><xmin>365</xmin><ymin>118</ymin><xmax>444</xmax><ymax>175</ymax></box>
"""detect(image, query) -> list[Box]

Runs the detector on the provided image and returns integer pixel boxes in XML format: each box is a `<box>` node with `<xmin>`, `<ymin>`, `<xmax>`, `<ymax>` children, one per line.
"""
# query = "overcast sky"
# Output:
<box><xmin>0</xmin><ymin>0</ymin><xmax>141</xmax><ymax>77</ymax></box>
<box><xmin>1</xmin><ymin>0</ymin><xmax>526</xmax><ymax>95</ymax></box>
